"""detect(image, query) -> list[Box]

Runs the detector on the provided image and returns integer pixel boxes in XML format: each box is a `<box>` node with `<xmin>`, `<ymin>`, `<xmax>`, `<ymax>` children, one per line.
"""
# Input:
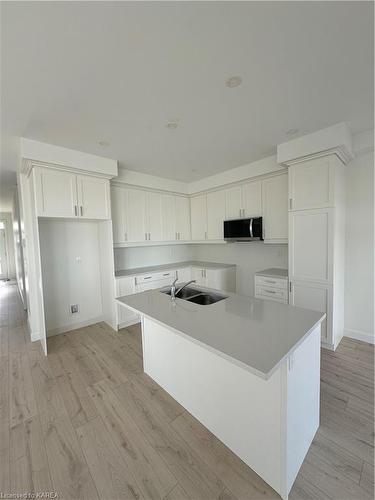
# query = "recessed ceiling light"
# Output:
<box><xmin>166</xmin><ymin>121</ymin><xmax>178</xmax><ymax>130</ymax></box>
<box><xmin>98</xmin><ymin>140</ymin><xmax>110</xmax><ymax>147</ymax></box>
<box><xmin>285</xmin><ymin>128</ymin><xmax>299</xmax><ymax>136</ymax></box>
<box><xmin>225</xmin><ymin>76</ymin><xmax>242</xmax><ymax>88</ymax></box>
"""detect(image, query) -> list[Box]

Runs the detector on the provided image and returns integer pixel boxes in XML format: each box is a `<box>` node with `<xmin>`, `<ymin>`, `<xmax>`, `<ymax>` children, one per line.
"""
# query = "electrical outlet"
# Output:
<box><xmin>70</xmin><ymin>304</ymin><xmax>79</xmax><ymax>314</ymax></box>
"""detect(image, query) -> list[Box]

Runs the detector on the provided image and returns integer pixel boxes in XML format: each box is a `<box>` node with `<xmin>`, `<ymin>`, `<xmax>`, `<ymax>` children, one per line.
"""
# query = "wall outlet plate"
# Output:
<box><xmin>70</xmin><ymin>304</ymin><xmax>79</xmax><ymax>314</ymax></box>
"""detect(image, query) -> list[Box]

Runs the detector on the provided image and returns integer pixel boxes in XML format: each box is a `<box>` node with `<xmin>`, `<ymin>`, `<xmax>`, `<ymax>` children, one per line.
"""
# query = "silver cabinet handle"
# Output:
<box><xmin>265</xmin><ymin>289</ymin><xmax>276</xmax><ymax>294</ymax></box>
<box><xmin>249</xmin><ymin>218</ymin><xmax>253</xmax><ymax>238</ymax></box>
<box><xmin>74</xmin><ymin>205</ymin><xmax>78</xmax><ymax>216</ymax></box>
<box><xmin>289</xmin><ymin>282</ymin><xmax>292</xmax><ymax>293</ymax></box>
<box><xmin>143</xmin><ymin>276</ymin><xmax>152</xmax><ymax>280</ymax></box>
<box><xmin>204</xmin><ymin>231</ymin><xmax>207</xmax><ymax>239</ymax></box>
<box><xmin>289</xmin><ymin>198</ymin><xmax>293</xmax><ymax>209</ymax></box>
<box><xmin>80</xmin><ymin>206</ymin><xmax>83</xmax><ymax>216</ymax></box>
<box><xmin>264</xmin><ymin>279</ymin><xmax>276</xmax><ymax>284</ymax></box>
<box><xmin>148</xmin><ymin>232</ymin><xmax>151</xmax><ymax>240</ymax></box>
<box><xmin>145</xmin><ymin>233</ymin><xmax>147</xmax><ymax>240</ymax></box>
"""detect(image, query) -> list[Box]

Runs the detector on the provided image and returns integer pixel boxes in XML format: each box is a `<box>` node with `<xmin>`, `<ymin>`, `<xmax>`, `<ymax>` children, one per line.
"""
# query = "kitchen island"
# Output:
<box><xmin>117</xmin><ymin>286</ymin><xmax>325</xmax><ymax>499</ymax></box>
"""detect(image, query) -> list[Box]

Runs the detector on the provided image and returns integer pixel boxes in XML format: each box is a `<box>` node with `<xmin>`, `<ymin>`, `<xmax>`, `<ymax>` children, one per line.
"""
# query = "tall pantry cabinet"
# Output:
<box><xmin>287</xmin><ymin>155</ymin><xmax>345</xmax><ymax>349</ymax></box>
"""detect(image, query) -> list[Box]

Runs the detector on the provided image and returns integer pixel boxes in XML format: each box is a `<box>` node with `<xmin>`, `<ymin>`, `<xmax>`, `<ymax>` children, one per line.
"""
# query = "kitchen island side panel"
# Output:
<box><xmin>142</xmin><ymin>316</ymin><xmax>285</xmax><ymax>496</ymax></box>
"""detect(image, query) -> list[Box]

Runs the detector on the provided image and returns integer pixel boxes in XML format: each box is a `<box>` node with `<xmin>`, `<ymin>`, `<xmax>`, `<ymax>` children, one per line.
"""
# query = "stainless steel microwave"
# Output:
<box><xmin>224</xmin><ymin>217</ymin><xmax>263</xmax><ymax>241</ymax></box>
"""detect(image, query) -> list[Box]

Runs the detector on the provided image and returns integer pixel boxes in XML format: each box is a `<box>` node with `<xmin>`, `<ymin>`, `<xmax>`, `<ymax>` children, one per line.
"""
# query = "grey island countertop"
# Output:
<box><xmin>117</xmin><ymin>286</ymin><xmax>325</xmax><ymax>379</ymax></box>
<box><xmin>115</xmin><ymin>260</ymin><xmax>236</xmax><ymax>278</ymax></box>
<box><xmin>255</xmin><ymin>268</ymin><xmax>288</xmax><ymax>279</ymax></box>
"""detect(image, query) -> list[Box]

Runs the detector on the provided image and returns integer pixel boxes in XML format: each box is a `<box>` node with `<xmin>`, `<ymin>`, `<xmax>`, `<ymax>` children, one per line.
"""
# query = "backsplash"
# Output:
<box><xmin>114</xmin><ymin>244</ymin><xmax>193</xmax><ymax>270</ymax></box>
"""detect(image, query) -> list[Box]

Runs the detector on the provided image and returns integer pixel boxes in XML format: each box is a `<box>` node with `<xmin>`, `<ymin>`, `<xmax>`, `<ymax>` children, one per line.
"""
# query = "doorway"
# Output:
<box><xmin>0</xmin><ymin>220</ymin><xmax>9</xmax><ymax>280</ymax></box>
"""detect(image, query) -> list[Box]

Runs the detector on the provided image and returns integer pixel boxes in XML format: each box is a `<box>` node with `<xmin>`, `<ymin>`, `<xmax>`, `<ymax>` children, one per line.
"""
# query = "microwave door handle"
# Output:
<box><xmin>249</xmin><ymin>218</ymin><xmax>253</xmax><ymax>238</ymax></box>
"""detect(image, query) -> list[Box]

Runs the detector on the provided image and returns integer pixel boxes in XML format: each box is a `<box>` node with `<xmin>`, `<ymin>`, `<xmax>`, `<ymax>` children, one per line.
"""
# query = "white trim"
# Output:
<box><xmin>118</xmin><ymin>318</ymin><xmax>141</xmax><ymax>330</ymax></box>
<box><xmin>21</xmin><ymin>138</ymin><xmax>118</xmax><ymax>177</ymax></box>
<box><xmin>344</xmin><ymin>329</ymin><xmax>375</xmax><ymax>345</ymax></box>
<box><xmin>114</xmin><ymin>239</ymin><xmax>227</xmax><ymax>248</ymax></box>
<box><xmin>46</xmin><ymin>315</ymin><xmax>105</xmax><ymax>337</ymax></box>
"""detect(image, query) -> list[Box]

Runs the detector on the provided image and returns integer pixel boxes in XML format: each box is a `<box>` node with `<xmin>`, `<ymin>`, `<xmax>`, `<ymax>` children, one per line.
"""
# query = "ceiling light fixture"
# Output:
<box><xmin>285</xmin><ymin>128</ymin><xmax>299</xmax><ymax>136</ymax></box>
<box><xmin>166</xmin><ymin>121</ymin><xmax>178</xmax><ymax>130</ymax></box>
<box><xmin>225</xmin><ymin>76</ymin><xmax>242</xmax><ymax>88</ymax></box>
<box><xmin>98</xmin><ymin>140</ymin><xmax>110</xmax><ymax>147</ymax></box>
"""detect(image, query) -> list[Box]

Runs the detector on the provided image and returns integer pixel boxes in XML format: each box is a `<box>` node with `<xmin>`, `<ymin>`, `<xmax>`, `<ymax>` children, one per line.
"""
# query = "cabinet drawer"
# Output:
<box><xmin>255</xmin><ymin>285</ymin><xmax>288</xmax><ymax>303</ymax></box>
<box><xmin>135</xmin><ymin>270</ymin><xmax>176</xmax><ymax>285</ymax></box>
<box><xmin>255</xmin><ymin>276</ymin><xmax>288</xmax><ymax>289</ymax></box>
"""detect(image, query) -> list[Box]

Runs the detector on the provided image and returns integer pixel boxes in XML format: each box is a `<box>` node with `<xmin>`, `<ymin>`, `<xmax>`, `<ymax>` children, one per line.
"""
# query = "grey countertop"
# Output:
<box><xmin>117</xmin><ymin>286</ymin><xmax>325</xmax><ymax>380</ymax></box>
<box><xmin>115</xmin><ymin>260</ymin><xmax>236</xmax><ymax>278</ymax></box>
<box><xmin>255</xmin><ymin>268</ymin><xmax>288</xmax><ymax>279</ymax></box>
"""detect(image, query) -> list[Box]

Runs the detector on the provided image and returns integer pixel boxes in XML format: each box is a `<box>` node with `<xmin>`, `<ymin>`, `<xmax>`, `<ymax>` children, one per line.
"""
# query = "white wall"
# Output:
<box><xmin>0</xmin><ymin>211</ymin><xmax>16</xmax><ymax>279</ymax></box>
<box><xmin>11</xmin><ymin>190</ymin><xmax>26</xmax><ymax>306</ymax></box>
<box><xmin>114</xmin><ymin>244</ymin><xmax>193</xmax><ymax>270</ymax></box>
<box><xmin>192</xmin><ymin>243</ymin><xmax>288</xmax><ymax>297</ymax></box>
<box><xmin>39</xmin><ymin>219</ymin><xmax>104</xmax><ymax>334</ymax></box>
<box><xmin>344</xmin><ymin>150</ymin><xmax>374</xmax><ymax>343</ymax></box>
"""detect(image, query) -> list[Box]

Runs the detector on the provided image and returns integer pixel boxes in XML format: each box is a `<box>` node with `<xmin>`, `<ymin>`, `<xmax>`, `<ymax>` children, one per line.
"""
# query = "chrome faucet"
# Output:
<box><xmin>170</xmin><ymin>278</ymin><xmax>196</xmax><ymax>300</ymax></box>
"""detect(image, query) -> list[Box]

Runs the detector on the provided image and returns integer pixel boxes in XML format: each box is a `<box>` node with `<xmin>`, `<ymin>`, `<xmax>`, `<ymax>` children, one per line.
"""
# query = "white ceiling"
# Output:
<box><xmin>1</xmin><ymin>1</ymin><xmax>373</xmax><ymax>208</ymax></box>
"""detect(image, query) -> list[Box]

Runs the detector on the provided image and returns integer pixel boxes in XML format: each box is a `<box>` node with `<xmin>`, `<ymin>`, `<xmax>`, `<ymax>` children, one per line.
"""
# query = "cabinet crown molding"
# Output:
<box><xmin>21</xmin><ymin>159</ymin><xmax>115</xmax><ymax>180</ymax></box>
<box><xmin>277</xmin><ymin>122</ymin><xmax>354</xmax><ymax>167</ymax></box>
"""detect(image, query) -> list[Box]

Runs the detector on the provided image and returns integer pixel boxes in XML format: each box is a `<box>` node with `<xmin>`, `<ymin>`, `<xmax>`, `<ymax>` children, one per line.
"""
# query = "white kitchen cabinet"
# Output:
<box><xmin>146</xmin><ymin>192</ymin><xmax>163</xmax><ymax>242</ymax></box>
<box><xmin>111</xmin><ymin>186</ymin><xmax>127</xmax><ymax>244</ymax></box>
<box><xmin>289</xmin><ymin>208</ymin><xmax>333</xmax><ymax>284</ymax></box>
<box><xmin>224</xmin><ymin>181</ymin><xmax>261</xmax><ymax>220</ymax></box>
<box><xmin>191</xmin><ymin>195</ymin><xmax>207</xmax><ymax>240</ymax></box>
<box><xmin>242</xmin><ymin>181</ymin><xmax>262</xmax><ymax>217</ymax></box>
<box><xmin>126</xmin><ymin>189</ymin><xmax>147</xmax><ymax>243</ymax></box>
<box><xmin>289</xmin><ymin>281</ymin><xmax>331</xmax><ymax>342</ymax></box>
<box><xmin>225</xmin><ymin>186</ymin><xmax>243</xmax><ymax>219</ymax></box>
<box><xmin>116</xmin><ymin>276</ymin><xmax>139</xmax><ymax>327</ymax></box>
<box><xmin>191</xmin><ymin>266</ymin><xmax>236</xmax><ymax>292</ymax></box>
<box><xmin>261</xmin><ymin>174</ymin><xmax>288</xmax><ymax>243</ymax></box>
<box><xmin>176</xmin><ymin>267</ymin><xmax>192</xmax><ymax>282</ymax></box>
<box><xmin>34</xmin><ymin>166</ymin><xmax>110</xmax><ymax>220</ymax></box>
<box><xmin>77</xmin><ymin>175</ymin><xmax>110</xmax><ymax>220</ymax></box>
<box><xmin>207</xmin><ymin>190</ymin><xmax>226</xmax><ymax>240</ymax></box>
<box><xmin>175</xmin><ymin>196</ymin><xmax>191</xmax><ymax>241</ymax></box>
<box><xmin>161</xmin><ymin>194</ymin><xmax>176</xmax><ymax>241</ymax></box>
<box><xmin>289</xmin><ymin>156</ymin><xmax>334</xmax><ymax>211</ymax></box>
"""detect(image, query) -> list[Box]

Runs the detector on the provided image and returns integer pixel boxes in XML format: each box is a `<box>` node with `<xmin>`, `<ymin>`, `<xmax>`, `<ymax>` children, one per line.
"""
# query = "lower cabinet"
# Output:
<box><xmin>289</xmin><ymin>280</ymin><xmax>332</xmax><ymax>344</ymax></box>
<box><xmin>116</xmin><ymin>276</ymin><xmax>139</xmax><ymax>327</ymax></box>
<box><xmin>115</xmin><ymin>264</ymin><xmax>236</xmax><ymax>328</ymax></box>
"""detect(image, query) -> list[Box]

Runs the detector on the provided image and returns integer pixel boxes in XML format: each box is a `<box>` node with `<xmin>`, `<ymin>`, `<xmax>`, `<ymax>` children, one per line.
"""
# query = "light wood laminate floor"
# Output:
<box><xmin>0</xmin><ymin>283</ymin><xmax>374</xmax><ymax>499</ymax></box>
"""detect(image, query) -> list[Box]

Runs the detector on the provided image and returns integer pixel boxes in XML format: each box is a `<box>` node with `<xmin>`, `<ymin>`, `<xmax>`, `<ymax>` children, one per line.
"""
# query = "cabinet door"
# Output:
<box><xmin>146</xmin><ymin>192</ymin><xmax>163</xmax><ymax>241</ymax></box>
<box><xmin>289</xmin><ymin>157</ymin><xmax>333</xmax><ymax>210</ymax></box>
<box><xmin>175</xmin><ymin>196</ymin><xmax>191</xmax><ymax>241</ymax></box>
<box><xmin>191</xmin><ymin>195</ymin><xmax>207</xmax><ymax>240</ymax></box>
<box><xmin>242</xmin><ymin>181</ymin><xmax>262</xmax><ymax>217</ymax></box>
<box><xmin>225</xmin><ymin>186</ymin><xmax>242</xmax><ymax>219</ymax></box>
<box><xmin>207</xmin><ymin>190</ymin><xmax>226</xmax><ymax>240</ymax></box>
<box><xmin>290</xmin><ymin>281</ymin><xmax>331</xmax><ymax>342</ymax></box>
<box><xmin>116</xmin><ymin>277</ymin><xmax>139</xmax><ymax>326</ymax></box>
<box><xmin>77</xmin><ymin>175</ymin><xmax>110</xmax><ymax>219</ymax></box>
<box><xmin>34</xmin><ymin>167</ymin><xmax>78</xmax><ymax>217</ymax></box>
<box><xmin>205</xmin><ymin>269</ymin><xmax>223</xmax><ymax>290</ymax></box>
<box><xmin>176</xmin><ymin>267</ymin><xmax>192</xmax><ymax>282</ymax></box>
<box><xmin>161</xmin><ymin>194</ymin><xmax>176</xmax><ymax>241</ymax></box>
<box><xmin>289</xmin><ymin>208</ymin><xmax>333</xmax><ymax>283</ymax></box>
<box><xmin>126</xmin><ymin>189</ymin><xmax>147</xmax><ymax>242</ymax></box>
<box><xmin>191</xmin><ymin>267</ymin><xmax>206</xmax><ymax>286</ymax></box>
<box><xmin>262</xmin><ymin>174</ymin><xmax>288</xmax><ymax>242</ymax></box>
<box><xmin>111</xmin><ymin>186</ymin><xmax>127</xmax><ymax>244</ymax></box>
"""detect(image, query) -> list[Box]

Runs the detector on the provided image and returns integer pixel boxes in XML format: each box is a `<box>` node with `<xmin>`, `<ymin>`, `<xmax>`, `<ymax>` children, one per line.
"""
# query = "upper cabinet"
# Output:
<box><xmin>224</xmin><ymin>181</ymin><xmax>261</xmax><ymax>219</ymax></box>
<box><xmin>262</xmin><ymin>174</ymin><xmax>288</xmax><ymax>243</ymax></box>
<box><xmin>77</xmin><ymin>175</ymin><xmax>110</xmax><ymax>219</ymax></box>
<box><xmin>191</xmin><ymin>194</ymin><xmax>207</xmax><ymax>240</ymax></box>
<box><xmin>175</xmin><ymin>196</ymin><xmax>191</xmax><ymax>241</ymax></box>
<box><xmin>34</xmin><ymin>166</ymin><xmax>110</xmax><ymax>220</ymax></box>
<box><xmin>207</xmin><ymin>190</ymin><xmax>226</xmax><ymax>240</ymax></box>
<box><xmin>112</xmin><ymin>186</ymin><xmax>190</xmax><ymax>245</ymax></box>
<box><xmin>288</xmin><ymin>156</ymin><xmax>335</xmax><ymax>211</ymax></box>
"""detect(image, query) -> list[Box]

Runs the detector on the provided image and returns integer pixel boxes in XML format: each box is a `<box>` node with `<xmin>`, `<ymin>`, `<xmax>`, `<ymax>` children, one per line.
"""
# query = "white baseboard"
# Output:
<box><xmin>118</xmin><ymin>318</ymin><xmax>141</xmax><ymax>330</ymax></box>
<box><xmin>344</xmin><ymin>329</ymin><xmax>375</xmax><ymax>345</ymax></box>
<box><xmin>47</xmin><ymin>315</ymin><xmax>105</xmax><ymax>337</ymax></box>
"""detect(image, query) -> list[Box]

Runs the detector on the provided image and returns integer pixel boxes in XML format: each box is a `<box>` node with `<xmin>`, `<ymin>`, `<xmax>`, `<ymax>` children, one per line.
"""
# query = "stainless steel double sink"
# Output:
<box><xmin>161</xmin><ymin>286</ymin><xmax>227</xmax><ymax>305</ymax></box>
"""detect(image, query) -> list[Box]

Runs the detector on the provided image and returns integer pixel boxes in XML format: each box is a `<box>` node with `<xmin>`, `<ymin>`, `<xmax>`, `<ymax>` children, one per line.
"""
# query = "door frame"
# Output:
<box><xmin>0</xmin><ymin>218</ymin><xmax>10</xmax><ymax>280</ymax></box>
